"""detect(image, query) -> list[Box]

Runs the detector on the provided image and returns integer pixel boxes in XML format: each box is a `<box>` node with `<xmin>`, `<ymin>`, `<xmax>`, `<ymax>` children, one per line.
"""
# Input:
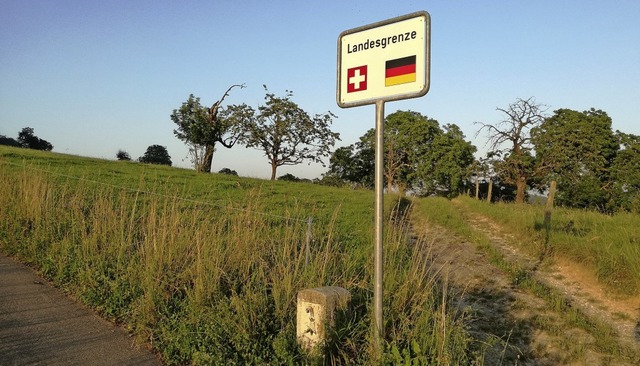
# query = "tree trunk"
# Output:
<box><xmin>475</xmin><ymin>176</ymin><xmax>480</xmax><ymax>199</ymax></box>
<box><xmin>487</xmin><ymin>180</ymin><xmax>493</xmax><ymax>203</ymax></box>
<box><xmin>515</xmin><ymin>178</ymin><xmax>527</xmax><ymax>204</ymax></box>
<box><xmin>201</xmin><ymin>144</ymin><xmax>215</xmax><ymax>173</ymax></box>
<box><xmin>270</xmin><ymin>163</ymin><xmax>277</xmax><ymax>181</ymax></box>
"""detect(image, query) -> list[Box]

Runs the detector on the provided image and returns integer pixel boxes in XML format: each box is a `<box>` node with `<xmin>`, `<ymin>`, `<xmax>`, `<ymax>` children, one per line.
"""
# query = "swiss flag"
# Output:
<box><xmin>347</xmin><ymin>65</ymin><xmax>367</xmax><ymax>93</ymax></box>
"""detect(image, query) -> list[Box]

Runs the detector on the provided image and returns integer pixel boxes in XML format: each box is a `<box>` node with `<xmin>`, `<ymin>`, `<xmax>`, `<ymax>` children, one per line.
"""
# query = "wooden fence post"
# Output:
<box><xmin>543</xmin><ymin>180</ymin><xmax>557</xmax><ymax>252</ymax></box>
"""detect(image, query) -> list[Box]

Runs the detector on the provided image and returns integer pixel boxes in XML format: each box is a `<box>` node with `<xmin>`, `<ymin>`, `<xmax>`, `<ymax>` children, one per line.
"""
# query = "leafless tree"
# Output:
<box><xmin>475</xmin><ymin>97</ymin><xmax>547</xmax><ymax>203</ymax></box>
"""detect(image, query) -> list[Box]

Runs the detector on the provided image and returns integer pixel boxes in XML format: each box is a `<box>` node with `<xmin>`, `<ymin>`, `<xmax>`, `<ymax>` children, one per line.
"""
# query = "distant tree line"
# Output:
<box><xmin>1</xmin><ymin>127</ymin><xmax>53</xmax><ymax>151</ymax></box>
<box><xmin>319</xmin><ymin>98</ymin><xmax>639</xmax><ymax>213</ymax></box>
<box><xmin>116</xmin><ymin>145</ymin><xmax>172</xmax><ymax>166</ymax></box>
<box><xmin>475</xmin><ymin>98</ymin><xmax>639</xmax><ymax>213</ymax></box>
<box><xmin>320</xmin><ymin>110</ymin><xmax>476</xmax><ymax>198</ymax></box>
<box><xmin>4</xmin><ymin>93</ymin><xmax>637</xmax><ymax>213</ymax></box>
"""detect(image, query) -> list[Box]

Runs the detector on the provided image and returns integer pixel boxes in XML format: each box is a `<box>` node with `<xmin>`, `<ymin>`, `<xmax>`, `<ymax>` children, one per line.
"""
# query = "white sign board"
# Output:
<box><xmin>337</xmin><ymin>11</ymin><xmax>430</xmax><ymax>108</ymax></box>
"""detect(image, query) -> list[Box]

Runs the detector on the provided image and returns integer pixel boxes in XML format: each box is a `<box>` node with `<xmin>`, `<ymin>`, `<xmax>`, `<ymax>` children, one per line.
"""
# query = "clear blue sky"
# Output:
<box><xmin>2</xmin><ymin>1</ymin><xmax>639</xmax><ymax>179</ymax></box>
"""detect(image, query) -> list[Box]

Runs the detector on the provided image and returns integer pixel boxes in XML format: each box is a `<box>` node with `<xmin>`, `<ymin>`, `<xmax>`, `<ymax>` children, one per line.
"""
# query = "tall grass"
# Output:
<box><xmin>0</xmin><ymin>147</ymin><xmax>476</xmax><ymax>365</ymax></box>
<box><xmin>456</xmin><ymin>196</ymin><xmax>640</xmax><ymax>295</ymax></box>
<box><xmin>412</xmin><ymin>196</ymin><xmax>637</xmax><ymax>362</ymax></box>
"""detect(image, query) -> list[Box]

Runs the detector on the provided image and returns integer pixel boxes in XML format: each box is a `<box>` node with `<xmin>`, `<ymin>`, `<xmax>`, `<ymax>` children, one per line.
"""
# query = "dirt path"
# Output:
<box><xmin>413</xmin><ymin>205</ymin><xmax>640</xmax><ymax>365</ymax></box>
<box><xmin>0</xmin><ymin>253</ymin><xmax>162</xmax><ymax>366</ymax></box>
<box><xmin>465</xmin><ymin>211</ymin><xmax>640</xmax><ymax>350</ymax></box>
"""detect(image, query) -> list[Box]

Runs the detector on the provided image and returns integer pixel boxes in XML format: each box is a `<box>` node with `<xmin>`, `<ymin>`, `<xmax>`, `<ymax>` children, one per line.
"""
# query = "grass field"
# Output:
<box><xmin>456</xmin><ymin>196</ymin><xmax>640</xmax><ymax>296</ymax></box>
<box><xmin>412</xmin><ymin>196</ymin><xmax>640</xmax><ymax>363</ymax></box>
<box><xmin>5</xmin><ymin>146</ymin><xmax>637</xmax><ymax>364</ymax></box>
<box><xmin>0</xmin><ymin>146</ymin><xmax>474</xmax><ymax>365</ymax></box>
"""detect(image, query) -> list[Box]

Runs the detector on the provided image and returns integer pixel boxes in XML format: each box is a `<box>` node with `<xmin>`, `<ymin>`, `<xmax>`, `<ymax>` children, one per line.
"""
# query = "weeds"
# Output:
<box><xmin>413</xmin><ymin>195</ymin><xmax>640</xmax><ymax>363</ymax></box>
<box><xmin>0</xmin><ymin>147</ymin><xmax>476</xmax><ymax>365</ymax></box>
<box><xmin>456</xmin><ymin>196</ymin><xmax>640</xmax><ymax>295</ymax></box>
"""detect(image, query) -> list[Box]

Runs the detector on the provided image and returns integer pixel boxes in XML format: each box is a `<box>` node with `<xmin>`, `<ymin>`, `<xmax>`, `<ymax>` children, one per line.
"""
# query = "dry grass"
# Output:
<box><xmin>0</xmin><ymin>147</ymin><xmax>475</xmax><ymax>365</ymax></box>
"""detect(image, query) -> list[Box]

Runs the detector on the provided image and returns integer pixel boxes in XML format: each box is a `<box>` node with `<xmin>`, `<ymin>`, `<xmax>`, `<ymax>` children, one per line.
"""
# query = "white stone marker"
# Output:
<box><xmin>296</xmin><ymin>286</ymin><xmax>351</xmax><ymax>352</ymax></box>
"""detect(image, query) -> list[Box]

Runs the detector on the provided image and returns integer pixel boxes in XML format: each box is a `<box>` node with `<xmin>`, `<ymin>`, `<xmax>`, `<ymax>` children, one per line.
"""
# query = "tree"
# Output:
<box><xmin>218</xmin><ymin>167</ymin><xmax>238</xmax><ymax>176</ymax></box>
<box><xmin>470</xmin><ymin>156</ymin><xmax>493</xmax><ymax>199</ymax></box>
<box><xmin>116</xmin><ymin>150</ymin><xmax>131</xmax><ymax>161</ymax></box>
<box><xmin>278</xmin><ymin>173</ymin><xmax>301</xmax><ymax>182</ymax></box>
<box><xmin>323</xmin><ymin>110</ymin><xmax>476</xmax><ymax>197</ymax></box>
<box><xmin>610</xmin><ymin>131</ymin><xmax>640</xmax><ymax>212</ymax></box>
<box><xmin>382</xmin><ymin>111</ymin><xmax>442</xmax><ymax>194</ymax></box>
<box><xmin>383</xmin><ymin>111</ymin><xmax>475</xmax><ymax>197</ymax></box>
<box><xmin>0</xmin><ymin>135</ymin><xmax>20</xmax><ymax>147</ymax></box>
<box><xmin>139</xmin><ymin>145</ymin><xmax>172</xmax><ymax>166</ymax></box>
<box><xmin>171</xmin><ymin>84</ymin><xmax>244</xmax><ymax>172</ymax></box>
<box><xmin>414</xmin><ymin>123</ymin><xmax>476</xmax><ymax>197</ymax></box>
<box><xmin>323</xmin><ymin>130</ymin><xmax>375</xmax><ymax>189</ymax></box>
<box><xmin>475</xmin><ymin>98</ymin><xmax>546</xmax><ymax>204</ymax></box>
<box><xmin>16</xmin><ymin>127</ymin><xmax>53</xmax><ymax>151</ymax></box>
<box><xmin>532</xmin><ymin>108</ymin><xmax>619</xmax><ymax>210</ymax></box>
<box><xmin>228</xmin><ymin>87</ymin><xmax>340</xmax><ymax>180</ymax></box>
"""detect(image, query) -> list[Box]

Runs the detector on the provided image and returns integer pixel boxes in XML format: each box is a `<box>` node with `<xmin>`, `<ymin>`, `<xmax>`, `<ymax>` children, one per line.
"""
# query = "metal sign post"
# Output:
<box><xmin>373</xmin><ymin>99</ymin><xmax>385</xmax><ymax>343</ymax></box>
<box><xmin>336</xmin><ymin>11</ymin><xmax>431</xmax><ymax>348</ymax></box>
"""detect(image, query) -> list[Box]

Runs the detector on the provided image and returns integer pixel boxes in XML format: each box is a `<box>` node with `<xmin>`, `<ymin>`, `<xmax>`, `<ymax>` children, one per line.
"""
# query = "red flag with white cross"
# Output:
<box><xmin>347</xmin><ymin>65</ymin><xmax>367</xmax><ymax>93</ymax></box>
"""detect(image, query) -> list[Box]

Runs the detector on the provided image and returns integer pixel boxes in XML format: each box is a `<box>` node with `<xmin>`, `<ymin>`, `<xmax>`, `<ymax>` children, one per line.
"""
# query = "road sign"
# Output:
<box><xmin>335</xmin><ymin>11</ymin><xmax>431</xmax><ymax>348</ymax></box>
<box><xmin>337</xmin><ymin>11</ymin><xmax>430</xmax><ymax>108</ymax></box>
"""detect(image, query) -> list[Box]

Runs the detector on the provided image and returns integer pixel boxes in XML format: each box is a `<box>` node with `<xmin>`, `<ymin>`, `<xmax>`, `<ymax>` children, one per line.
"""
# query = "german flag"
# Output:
<box><xmin>385</xmin><ymin>55</ymin><xmax>416</xmax><ymax>87</ymax></box>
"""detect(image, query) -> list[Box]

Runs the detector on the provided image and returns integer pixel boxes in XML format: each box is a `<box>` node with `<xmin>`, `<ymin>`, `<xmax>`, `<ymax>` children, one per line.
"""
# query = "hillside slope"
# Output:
<box><xmin>413</xmin><ymin>197</ymin><xmax>640</xmax><ymax>365</ymax></box>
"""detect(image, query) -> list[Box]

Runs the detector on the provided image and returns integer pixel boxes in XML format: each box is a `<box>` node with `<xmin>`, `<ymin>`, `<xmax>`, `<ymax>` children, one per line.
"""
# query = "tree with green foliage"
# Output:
<box><xmin>171</xmin><ymin>85</ymin><xmax>244</xmax><ymax>173</ymax></box>
<box><xmin>139</xmin><ymin>145</ymin><xmax>172</xmax><ymax>166</ymax></box>
<box><xmin>17</xmin><ymin>127</ymin><xmax>53</xmax><ymax>151</ymax></box>
<box><xmin>381</xmin><ymin>111</ymin><xmax>442</xmax><ymax>194</ymax></box>
<box><xmin>227</xmin><ymin>87</ymin><xmax>340</xmax><ymax>180</ymax></box>
<box><xmin>218</xmin><ymin>167</ymin><xmax>238</xmax><ymax>176</ymax></box>
<box><xmin>470</xmin><ymin>154</ymin><xmax>494</xmax><ymax>199</ymax></box>
<box><xmin>532</xmin><ymin>108</ymin><xmax>618</xmax><ymax>210</ymax></box>
<box><xmin>322</xmin><ymin>145</ymin><xmax>358</xmax><ymax>186</ymax></box>
<box><xmin>116</xmin><ymin>150</ymin><xmax>131</xmax><ymax>161</ymax></box>
<box><xmin>610</xmin><ymin>131</ymin><xmax>640</xmax><ymax>212</ymax></box>
<box><xmin>0</xmin><ymin>135</ymin><xmax>21</xmax><ymax>147</ymax></box>
<box><xmin>324</xmin><ymin>110</ymin><xmax>475</xmax><ymax>197</ymax></box>
<box><xmin>413</xmin><ymin>123</ymin><xmax>476</xmax><ymax>197</ymax></box>
<box><xmin>475</xmin><ymin>98</ymin><xmax>546</xmax><ymax>204</ymax></box>
<box><xmin>323</xmin><ymin>130</ymin><xmax>375</xmax><ymax>188</ymax></box>
<box><xmin>277</xmin><ymin>173</ymin><xmax>306</xmax><ymax>182</ymax></box>
<box><xmin>384</xmin><ymin>111</ymin><xmax>476</xmax><ymax>197</ymax></box>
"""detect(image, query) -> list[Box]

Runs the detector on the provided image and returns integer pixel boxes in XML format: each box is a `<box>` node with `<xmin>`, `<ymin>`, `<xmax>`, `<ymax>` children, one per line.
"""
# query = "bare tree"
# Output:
<box><xmin>475</xmin><ymin>97</ymin><xmax>547</xmax><ymax>203</ymax></box>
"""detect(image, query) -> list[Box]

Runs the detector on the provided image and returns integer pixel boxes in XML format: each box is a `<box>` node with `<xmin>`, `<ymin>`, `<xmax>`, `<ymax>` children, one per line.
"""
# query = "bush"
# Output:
<box><xmin>277</xmin><ymin>173</ymin><xmax>300</xmax><ymax>182</ymax></box>
<box><xmin>0</xmin><ymin>135</ymin><xmax>21</xmax><ymax>147</ymax></box>
<box><xmin>116</xmin><ymin>150</ymin><xmax>131</xmax><ymax>161</ymax></box>
<box><xmin>218</xmin><ymin>168</ymin><xmax>238</xmax><ymax>176</ymax></box>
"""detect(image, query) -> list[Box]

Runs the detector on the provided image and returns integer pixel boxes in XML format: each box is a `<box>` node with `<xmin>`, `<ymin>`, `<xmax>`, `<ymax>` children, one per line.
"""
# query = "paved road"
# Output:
<box><xmin>0</xmin><ymin>253</ymin><xmax>162</xmax><ymax>366</ymax></box>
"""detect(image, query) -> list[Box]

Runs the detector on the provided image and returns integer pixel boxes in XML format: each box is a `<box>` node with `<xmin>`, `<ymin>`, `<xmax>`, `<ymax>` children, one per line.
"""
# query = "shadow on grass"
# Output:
<box><xmin>457</xmin><ymin>286</ymin><xmax>536</xmax><ymax>365</ymax></box>
<box><xmin>533</xmin><ymin>219</ymin><xmax>591</xmax><ymax>237</ymax></box>
<box><xmin>390</xmin><ymin>196</ymin><xmax>413</xmax><ymax>223</ymax></box>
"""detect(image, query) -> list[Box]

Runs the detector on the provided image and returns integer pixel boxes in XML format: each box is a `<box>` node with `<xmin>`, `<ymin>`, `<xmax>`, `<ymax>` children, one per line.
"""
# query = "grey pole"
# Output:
<box><xmin>374</xmin><ymin>99</ymin><xmax>385</xmax><ymax>346</ymax></box>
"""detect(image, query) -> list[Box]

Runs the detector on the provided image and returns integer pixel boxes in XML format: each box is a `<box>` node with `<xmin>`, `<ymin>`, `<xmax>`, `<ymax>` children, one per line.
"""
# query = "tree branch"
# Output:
<box><xmin>209</xmin><ymin>84</ymin><xmax>246</xmax><ymax>116</ymax></box>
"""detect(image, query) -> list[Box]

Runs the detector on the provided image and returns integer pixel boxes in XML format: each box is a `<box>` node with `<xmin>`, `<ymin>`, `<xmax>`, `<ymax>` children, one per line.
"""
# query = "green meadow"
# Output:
<box><xmin>413</xmin><ymin>196</ymin><xmax>640</xmax><ymax>363</ymax></box>
<box><xmin>3</xmin><ymin>146</ymin><xmax>638</xmax><ymax>365</ymax></box>
<box><xmin>0</xmin><ymin>146</ymin><xmax>473</xmax><ymax>365</ymax></box>
<box><xmin>455</xmin><ymin>196</ymin><xmax>640</xmax><ymax>296</ymax></box>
